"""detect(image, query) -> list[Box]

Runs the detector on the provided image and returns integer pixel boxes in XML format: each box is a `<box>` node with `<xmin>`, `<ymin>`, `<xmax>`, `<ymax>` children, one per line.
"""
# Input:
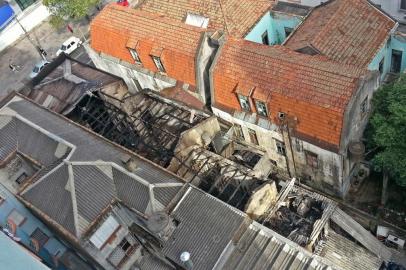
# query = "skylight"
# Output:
<box><xmin>185</xmin><ymin>13</ymin><xmax>209</xmax><ymax>28</ymax></box>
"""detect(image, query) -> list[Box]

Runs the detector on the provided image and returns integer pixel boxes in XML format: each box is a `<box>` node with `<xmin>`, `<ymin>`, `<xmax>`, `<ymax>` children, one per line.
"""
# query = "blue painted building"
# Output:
<box><xmin>0</xmin><ymin>184</ymin><xmax>71</xmax><ymax>270</ymax></box>
<box><xmin>245</xmin><ymin>1</ymin><xmax>406</xmax><ymax>82</ymax></box>
<box><xmin>0</xmin><ymin>231</ymin><xmax>50</xmax><ymax>270</ymax></box>
<box><xmin>245</xmin><ymin>11</ymin><xmax>303</xmax><ymax>45</ymax></box>
<box><xmin>369</xmin><ymin>33</ymin><xmax>406</xmax><ymax>81</ymax></box>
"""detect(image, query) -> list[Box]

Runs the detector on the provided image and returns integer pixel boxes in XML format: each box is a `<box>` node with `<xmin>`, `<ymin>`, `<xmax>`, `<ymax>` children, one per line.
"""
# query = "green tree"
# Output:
<box><xmin>43</xmin><ymin>0</ymin><xmax>100</xmax><ymax>27</ymax></box>
<box><xmin>366</xmin><ymin>74</ymin><xmax>406</xmax><ymax>187</ymax></box>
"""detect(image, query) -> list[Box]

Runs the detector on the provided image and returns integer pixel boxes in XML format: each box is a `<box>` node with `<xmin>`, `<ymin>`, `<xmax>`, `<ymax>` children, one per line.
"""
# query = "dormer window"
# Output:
<box><xmin>255</xmin><ymin>100</ymin><xmax>268</xmax><ymax>117</ymax></box>
<box><xmin>129</xmin><ymin>48</ymin><xmax>141</xmax><ymax>64</ymax></box>
<box><xmin>238</xmin><ymin>94</ymin><xmax>250</xmax><ymax>111</ymax></box>
<box><xmin>185</xmin><ymin>13</ymin><xmax>209</xmax><ymax>28</ymax></box>
<box><xmin>152</xmin><ymin>56</ymin><xmax>166</xmax><ymax>73</ymax></box>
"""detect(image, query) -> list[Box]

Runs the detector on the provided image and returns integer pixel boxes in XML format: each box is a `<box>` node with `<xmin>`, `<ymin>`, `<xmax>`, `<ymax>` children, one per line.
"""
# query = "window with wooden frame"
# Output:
<box><xmin>255</xmin><ymin>100</ymin><xmax>268</xmax><ymax>117</ymax></box>
<box><xmin>360</xmin><ymin>96</ymin><xmax>368</xmax><ymax>117</ymax></box>
<box><xmin>233</xmin><ymin>124</ymin><xmax>244</xmax><ymax>139</ymax></box>
<box><xmin>275</xmin><ymin>140</ymin><xmax>286</xmax><ymax>156</ymax></box>
<box><xmin>151</xmin><ymin>56</ymin><xmax>166</xmax><ymax>73</ymax></box>
<box><xmin>238</xmin><ymin>94</ymin><xmax>251</xmax><ymax>111</ymax></box>
<box><xmin>305</xmin><ymin>151</ymin><xmax>318</xmax><ymax>169</ymax></box>
<box><xmin>30</xmin><ymin>228</ymin><xmax>49</xmax><ymax>253</ymax></box>
<box><xmin>129</xmin><ymin>48</ymin><xmax>141</xmax><ymax>64</ymax></box>
<box><xmin>248</xmin><ymin>129</ymin><xmax>259</xmax><ymax>145</ymax></box>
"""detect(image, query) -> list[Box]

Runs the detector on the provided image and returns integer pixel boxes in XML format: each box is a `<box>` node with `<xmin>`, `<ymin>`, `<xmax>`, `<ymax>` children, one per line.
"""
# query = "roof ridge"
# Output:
<box><xmin>67</xmin><ymin>162</ymin><xmax>80</xmax><ymax>238</ymax></box>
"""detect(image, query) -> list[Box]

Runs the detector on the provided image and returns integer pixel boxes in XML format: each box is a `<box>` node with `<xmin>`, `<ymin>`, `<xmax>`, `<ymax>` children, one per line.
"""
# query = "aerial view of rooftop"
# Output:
<box><xmin>0</xmin><ymin>0</ymin><xmax>405</xmax><ymax>269</ymax></box>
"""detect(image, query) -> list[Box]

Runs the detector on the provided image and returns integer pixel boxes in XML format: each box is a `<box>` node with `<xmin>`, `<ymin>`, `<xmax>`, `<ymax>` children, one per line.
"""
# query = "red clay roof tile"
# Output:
<box><xmin>91</xmin><ymin>4</ymin><xmax>204</xmax><ymax>86</ymax></box>
<box><xmin>285</xmin><ymin>0</ymin><xmax>396</xmax><ymax>68</ymax></box>
<box><xmin>138</xmin><ymin>0</ymin><xmax>274</xmax><ymax>37</ymax></box>
<box><xmin>213</xmin><ymin>39</ymin><xmax>366</xmax><ymax>148</ymax></box>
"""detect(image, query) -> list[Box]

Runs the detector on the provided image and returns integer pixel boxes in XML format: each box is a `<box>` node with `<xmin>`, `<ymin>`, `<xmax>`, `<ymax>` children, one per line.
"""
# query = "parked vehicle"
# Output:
<box><xmin>29</xmin><ymin>60</ymin><xmax>50</xmax><ymax>78</ymax></box>
<box><xmin>56</xmin><ymin>36</ymin><xmax>82</xmax><ymax>56</ymax></box>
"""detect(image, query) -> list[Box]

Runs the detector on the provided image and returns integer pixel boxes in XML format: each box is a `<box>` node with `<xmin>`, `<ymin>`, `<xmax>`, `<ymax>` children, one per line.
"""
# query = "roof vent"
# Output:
<box><xmin>185</xmin><ymin>13</ymin><xmax>209</xmax><ymax>28</ymax></box>
<box><xmin>180</xmin><ymin>251</ymin><xmax>193</xmax><ymax>269</ymax></box>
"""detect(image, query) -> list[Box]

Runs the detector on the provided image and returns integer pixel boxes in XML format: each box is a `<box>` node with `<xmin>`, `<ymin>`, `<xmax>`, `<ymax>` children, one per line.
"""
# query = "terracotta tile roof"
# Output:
<box><xmin>90</xmin><ymin>4</ymin><xmax>205</xmax><ymax>86</ymax></box>
<box><xmin>285</xmin><ymin>0</ymin><xmax>396</xmax><ymax>68</ymax></box>
<box><xmin>213</xmin><ymin>39</ymin><xmax>366</xmax><ymax>149</ymax></box>
<box><xmin>160</xmin><ymin>84</ymin><xmax>206</xmax><ymax>110</ymax></box>
<box><xmin>138</xmin><ymin>0</ymin><xmax>274</xmax><ymax>37</ymax></box>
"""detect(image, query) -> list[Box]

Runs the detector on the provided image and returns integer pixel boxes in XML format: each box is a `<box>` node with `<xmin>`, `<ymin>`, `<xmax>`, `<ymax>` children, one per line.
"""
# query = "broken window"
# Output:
<box><xmin>391</xmin><ymin>49</ymin><xmax>402</xmax><ymax>73</ymax></box>
<box><xmin>255</xmin><ymin>100</ymin><xmax>268</xmax><ymax>117</ymax></box>
<box><xmin>262</xmin><ymin>31</ymin><xmax>270</xmax><ymax>45</ymax></box>
<box><xmin>108</xmin><ymin>236</ymin><xmax>137</xmax><ymax>267</ymax></box>
<box><xmin>401</xmin><ymin>0</ymin><xmax>406</xmax><ymax>10</ymax></box>
<box><xmin>233</xmin><ymin>124</ymin><xmax>244</xmax><ymax>139</ymax></box>
<box><xmin>129</xmin><ymin>48</ymin><xmax>141</xmax><ymax>64</ymax></box>
<box><xmin>295</xmin><ymin>138</ymin><xmax>302</xmax><ymax>152</ymax></box>
<box><xmin>360</xmin><ymin>96</ymin><xmax>368</xmax><ymax>117</ymax></box>
<box><xmin>305</xmin><ymin>151</ymin><xmax>318</xmax><ymax>169</ymax></box>
<box><xmin>152</xmin><ymin>56</ymin><xmax>166</xmax><ymax>73</ymax></box>
<box><xmin>275</xmin><ymin>140</ymin><xmax>286</xmax><ymax>156</ymax></box>
<box><xmin>248</xmin><ymin>129</ymin><xmax>259</xmax><ymax>145</ymax></box>
<box><xmin>284</xmin><ymin>27</ymin><xmax>293</xmax><ymax>38</ymax></box>
<box><xmin>185</xmin><ymin>13</ymin><xmax>209</xmax><ymax>28</ymax></box>
<box><xmin>238</xmin><ymin>94</ymin><xmax>251</xmax><ymax>111</ymax></box>
<box><xmin>379</xmin><ymin>58</ymin><xmax>384</xmax><ymax>74</ymax></box>
<box><xmin>30</xmin><ymin>228</ymin><xmax>49</xmax><ymax>252</ymax></box>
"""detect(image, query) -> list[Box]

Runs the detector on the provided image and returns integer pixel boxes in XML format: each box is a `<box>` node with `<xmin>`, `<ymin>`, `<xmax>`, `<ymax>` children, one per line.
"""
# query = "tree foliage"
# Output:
<box><xmin>366</xmin><ymin>74</ymin><xmax>406</xmax><ymax>186</ymax></box>
<box><xmin>43</xmin><ymin>0</ymin><xmax>100</xmax><ymax>27</ymax></box>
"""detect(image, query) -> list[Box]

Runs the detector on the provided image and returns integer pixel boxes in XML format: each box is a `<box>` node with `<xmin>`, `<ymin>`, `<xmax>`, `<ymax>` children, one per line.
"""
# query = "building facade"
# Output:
<box><xmin>210</xmin><ymin>39</ymin><xmax>380</xmax><ymax>197</ymax></box>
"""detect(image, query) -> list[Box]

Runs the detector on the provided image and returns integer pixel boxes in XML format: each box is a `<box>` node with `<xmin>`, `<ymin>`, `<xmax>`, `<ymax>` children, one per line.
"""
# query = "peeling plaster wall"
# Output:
<box><xmin>196</xmin><ymin>34</ymin><xmax>219</xmax><ymax>106</ymax></box>
<box><xmin>175</xmin><ymin>116</ymin><xmax>221</xmax><ymax>157</ymax></box>
<box><xmin>85</xmin><ymin>44</ymin><xmax>175</xmax><ymax>93</ymax></box>
<box><xmin>212</xmin><ymin>107</ymin><xmax>346</xmax><ymax>197</ymax></box>
<box><xmin>244</xmin><ymin>11</ymin><xmax>303</xmax><ymax>45</ymax></box>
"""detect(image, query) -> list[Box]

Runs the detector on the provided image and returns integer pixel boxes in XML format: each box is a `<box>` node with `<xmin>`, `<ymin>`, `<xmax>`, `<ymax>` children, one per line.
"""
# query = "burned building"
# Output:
<box><xmin>0</xmin><ymin>92</ymin><xmax>401</xmax><ymax>270</ymax></box>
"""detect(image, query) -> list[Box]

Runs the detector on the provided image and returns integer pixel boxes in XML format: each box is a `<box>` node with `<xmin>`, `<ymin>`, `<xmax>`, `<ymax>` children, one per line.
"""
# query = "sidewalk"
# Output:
<box><xmin>0</xmin><ymin>18</ymin><xmax>91</xmax><ymax>97</ymax></box>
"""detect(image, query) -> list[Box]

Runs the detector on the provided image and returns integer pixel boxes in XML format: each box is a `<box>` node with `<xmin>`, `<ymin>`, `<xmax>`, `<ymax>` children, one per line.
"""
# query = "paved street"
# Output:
<box><xmin>0</xmin><ymin>19</ymin><xmax>92</xmax><ymax>97</ymax></box>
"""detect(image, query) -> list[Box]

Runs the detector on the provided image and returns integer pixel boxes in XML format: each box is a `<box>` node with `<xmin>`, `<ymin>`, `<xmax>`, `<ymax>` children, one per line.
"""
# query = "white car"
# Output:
<box><xmin>29</xmin><ymin>60</ymin><xmax>50</xmax><ymax>78</ymax></box>
<box><xmin>56</xmin><ymin>36</ymin><xmax>82</xmax><ymax>56</ymax></box>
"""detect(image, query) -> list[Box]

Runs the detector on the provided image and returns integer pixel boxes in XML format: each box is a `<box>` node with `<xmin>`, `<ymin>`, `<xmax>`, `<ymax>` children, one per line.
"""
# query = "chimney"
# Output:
<box><xmin>180</xmin><ymin>251</ymin><xmax>193</xmax><ymax>270</ymax></box>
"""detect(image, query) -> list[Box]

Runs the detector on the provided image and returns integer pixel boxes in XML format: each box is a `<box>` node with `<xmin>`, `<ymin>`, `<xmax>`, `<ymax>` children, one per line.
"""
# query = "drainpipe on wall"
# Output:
<box><xmin>280</xmin><ymin>117</ymin><xmax>297</xmax><ymax>178</ymax></box>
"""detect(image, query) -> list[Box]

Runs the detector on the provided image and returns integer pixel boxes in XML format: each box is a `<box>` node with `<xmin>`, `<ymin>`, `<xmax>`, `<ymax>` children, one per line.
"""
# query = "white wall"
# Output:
<box><xmin>0</xmin><ymin>2</ymin><xmax>50</xmax><ymax>52</ymax></box>
<box><xmin>85</xmin><ymin>44</ymin><xmax>175</xmax><ymax>93</ymax></box>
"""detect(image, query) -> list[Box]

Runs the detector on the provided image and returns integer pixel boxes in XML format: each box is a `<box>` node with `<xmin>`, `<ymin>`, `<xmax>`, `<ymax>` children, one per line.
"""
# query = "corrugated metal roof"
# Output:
<box><xmin>0</xmin><ymin>96</ymin><xmax>185</xmax><ymax>238</ymax></box>
<box><xmin>219</xmin><ymin>222</ymin><xmax>334</xmax><ymax>270</ymax></box>
<box><xmin>162</xmin><ymin>187</ymin><xmax>246</xmax><ymax>270</ymax></box>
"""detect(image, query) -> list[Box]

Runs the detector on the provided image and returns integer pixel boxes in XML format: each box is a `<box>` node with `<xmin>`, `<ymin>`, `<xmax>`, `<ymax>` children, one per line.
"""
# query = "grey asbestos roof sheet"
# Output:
<box><xmin>72</xmin><ymin>165</ymin><xmax>115</xmax><ymax>222</ymax></box>
<box><xmin>0</xmin><ymin>96</ymin><xmax>185</xmax><ymax>238</ymax></box>
<box><xmin>162</xmin><ymin>187</ymin><xmax>246</xmax><ymax>270</ymax></box>
<box><xmin>322</xmin><ymin>230</ymin><xmax>381</xmax><ymax>270</ymax></box>
<box><xmin>219</xmin><ymin>222</ymin><xmax>334</xmax><ymax>270</ymax></box>
<box><xmin>0</xmin><ymin>116</ymin><xmax>17</xmax><ymax>160</ymax></box>
<box><xmin>6</xmin><ymin>99</ymin><xmax>125</xmax><ymax>164</ymax></box>
<box><xmin>23</xmin><ymin>164</ymin><xmax>76</xmax><ymax>235</ymax></box>
<box><xmin>113</xmin><ymin>167</ymin><xmax>150</xmax><ymax>213</ymax></box>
